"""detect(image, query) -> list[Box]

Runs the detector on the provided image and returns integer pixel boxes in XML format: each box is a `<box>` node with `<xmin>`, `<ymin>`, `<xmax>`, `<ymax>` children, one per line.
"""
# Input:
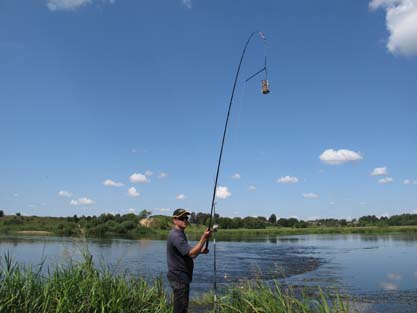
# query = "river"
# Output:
<box><xmin>1</xmin><ymin>233</ymin><xmax>417</xmax><ymax>312</ymax></box>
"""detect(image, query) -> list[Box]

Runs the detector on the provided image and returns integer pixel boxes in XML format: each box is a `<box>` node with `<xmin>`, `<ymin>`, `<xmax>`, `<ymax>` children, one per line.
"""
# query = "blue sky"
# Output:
<box><xmin>1</xmin><ymin>0</ymin><xmax>416</xmax><ymax>220</ymax></box>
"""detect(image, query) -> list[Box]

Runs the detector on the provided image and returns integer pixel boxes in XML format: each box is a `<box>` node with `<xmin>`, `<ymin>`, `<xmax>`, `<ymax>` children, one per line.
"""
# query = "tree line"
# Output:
<box><xmin>1</xmin><ymin>209</ymin><xmax>417</xmax><ymax>237</ymax></box>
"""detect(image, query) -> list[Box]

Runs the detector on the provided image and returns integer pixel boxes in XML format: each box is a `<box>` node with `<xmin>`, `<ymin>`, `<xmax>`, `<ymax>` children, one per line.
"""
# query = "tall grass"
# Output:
<box><xmin>0</xmin><ymin>253</ymin><xmax>350</xmax><ymax>313</ymax></box>
<box><xmin>0</xmin><ymin>253</ymin><xmax>171</xmax><ymax>313</ymax></box>
<box><xmin>214</xmin><ymin>281</ymin><xmax>350</xmax><ymax>313</ymax></box>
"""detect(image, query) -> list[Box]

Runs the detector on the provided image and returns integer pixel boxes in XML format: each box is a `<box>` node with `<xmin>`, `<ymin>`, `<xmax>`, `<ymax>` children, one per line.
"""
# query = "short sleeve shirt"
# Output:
<box><xmin>166</xmin><ymin>228</ymin><xmax>194</xmax><ymax>284</ymax></box>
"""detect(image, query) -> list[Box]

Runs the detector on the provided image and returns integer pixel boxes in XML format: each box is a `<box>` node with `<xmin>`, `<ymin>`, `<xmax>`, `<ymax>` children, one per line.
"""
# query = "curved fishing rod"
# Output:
<box><xmin>205</xmin><ymin>31</ymin><xmax>269</xmax><ymax>250</ymax></box>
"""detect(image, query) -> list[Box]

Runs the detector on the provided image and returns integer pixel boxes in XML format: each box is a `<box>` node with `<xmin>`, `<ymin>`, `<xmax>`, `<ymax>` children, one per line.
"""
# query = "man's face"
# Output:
<box><xmin>173</xmin><ymin>215</ymin><xmax>189</xmax><ymax>229</ymax></box>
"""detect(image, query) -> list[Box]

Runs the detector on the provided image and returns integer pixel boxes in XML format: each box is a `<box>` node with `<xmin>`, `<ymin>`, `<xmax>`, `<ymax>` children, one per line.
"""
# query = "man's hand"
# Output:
<box><xmin>200</xmin><ymin>247</ymin><xmax>209</xmax><ymax>254</ymax></box>
<box><xmin>201</xmin><ymin>228</ymin><xmax>212</xmax><ymax>241</ymax></box>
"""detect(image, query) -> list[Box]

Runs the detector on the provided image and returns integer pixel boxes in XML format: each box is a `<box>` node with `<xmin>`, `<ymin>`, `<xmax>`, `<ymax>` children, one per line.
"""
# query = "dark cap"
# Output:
<box><xmin>173</xmin><ymin>208</ymin><xmax>190</xmax><ymax>218</ymax></box>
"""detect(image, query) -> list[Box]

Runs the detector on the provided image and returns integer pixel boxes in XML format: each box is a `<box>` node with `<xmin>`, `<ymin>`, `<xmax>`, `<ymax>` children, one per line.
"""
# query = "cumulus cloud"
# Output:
<box><xmin>145</xmin><ymin>170</ymin><xmax>153</xmax><ymax>177</ymax></box>
<box><xmin>404</xmin><ymin>179</ymin><xmax>417</xmax><ymax>184</ymax></box>
<box><xmin>319</xmin><ymin>149</ymin><xmax>363</xmax><ymax>165</ymax></box>
<box><xmin>157</xmin><ymin>208</ymin><xmax>170</xmax><ymax>212</ymax></box>
<box><xmin>58</xmin><ymin>190</ymin><xmax>72</xmax><ymax>197</ymax></box>
<box><xmin>302</xmin><ymin>193</ymin><xmax>319</xmax><ymax>199</ymax></box>
<box><xmin>103</xmin><ymin>179</ymin><xmax>124</xmax><ymax>187</ymax></box>
<box><xmin>158</xmin><ymin>172</ymin><xmax>168</xmax><ymax>179</ymax></box>
<box><xmin>182</xmin><ymin>0</ymin><xmax>192</xmax><ymax>9</ymax></box>
<box><xmin>128</xmin><ymin>187</ymin><xmax>140</xmax><ymax>197</ymax></box>
<box><xmin>130</xmin><ymin>173</ymin><xmax>149</xmax><ymax>183</ymax></box>
<box><xmin>176</xmin><ymin>194</ymin><xmax>187</xmax><ymax>200</ymax></box>
<box><xmin>277</xmin><ymin>176</ymin><xmax>299</xmax><ymax>184</ymax></box>
<box><xmin>46</xmin><ymin>0</ymin><xmax>115</xmax><ymax>11</ymax></box>
<box><xmin>70</xmin><ymin>197</ymin><xmax>95</xmax><ymax>206</ymax></box>
<box><xmin>248</xmin><ymin>185</ymin><xmax>257</xmax><ymax>191</ymax></box>
<box><xmin>371</xmin><ymin>166</ymin><xmax>388</xmax><ymax>176</ymax></box>
<box><xmin>370</xmin><ymin>0</ymin><xmax>417</xmax><ymax>56</ymax></box>
<box><xmin>232</xmin><ymin>173</ymin><xmax>241</xmax><ymax>179</ymax></box>
<box><xmin>216</xmin><ymin>186</ymin><xmax>231</xmax><ymax>199</ymax></box>
<box><xmin>127</xmin><ymin>208</ymin><xmax>136</xmax><ymax>214</ymax></box>
<box><xmin>378</xmin><ymin>177</ymin><xmax>393</xmax><ymax>184</ymax></box>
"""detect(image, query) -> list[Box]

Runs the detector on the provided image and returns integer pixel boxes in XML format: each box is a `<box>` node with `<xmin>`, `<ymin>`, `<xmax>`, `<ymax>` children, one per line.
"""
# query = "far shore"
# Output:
<box><xmin>2</xmin><ymin>225</ymin><xmax>417</xmax><ymax>240</ymax></box>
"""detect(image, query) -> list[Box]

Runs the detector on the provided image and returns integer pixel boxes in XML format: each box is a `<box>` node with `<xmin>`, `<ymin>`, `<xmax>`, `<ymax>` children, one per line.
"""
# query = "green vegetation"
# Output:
<box><xmin>0</xmin><ymin>254</ymin><xmax>349</xmax><ymax>313</ymax></box>
<box><xmin>1</xmin><ymin>210</ymin><xmax>417</xmax><ymax>239</ymax></box>
<box><xmin>215</xmin><ymin>281</ymin><xmax>348</xmax><ymax>313</ymax></box>
<box><xmin>0</xmin><ymin>253</ymin><xmax>171</xmax><ymax>313</ymax></box>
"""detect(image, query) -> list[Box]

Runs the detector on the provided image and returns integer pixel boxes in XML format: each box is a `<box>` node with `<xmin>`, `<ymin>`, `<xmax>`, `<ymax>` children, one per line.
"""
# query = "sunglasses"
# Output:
<box><xmin>176</xmin><ymin>216</ymin><xmax>189</xmax><ymax>221</ymax></box>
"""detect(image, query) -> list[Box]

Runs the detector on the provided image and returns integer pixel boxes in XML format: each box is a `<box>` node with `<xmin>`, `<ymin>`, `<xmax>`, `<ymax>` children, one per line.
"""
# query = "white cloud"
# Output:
<box><xmin>128</xmin><ymin>187</ymin><xmax>140</xmax><ymax>197</ymax></box>
<box><xmin>145</xmin><ymin>170</ymin><xmax>153</xmax><ymax>177</ymax></box>
<box><xmin>46</xmin><ymin>0</ymin><xmax>115</xmax><ymax>11</ymax></box>
<box><xmin>277</xmin><ymin>176</ymin><xmax>299</xmax><ymax>184</ymax></box>
<box><xmin>371</xmin><ymin>166</ymin><xmax>388</xmax><ymax>176</ymax></box>
<box><xmin>216</xmin><ymin>186</ymin><xmax>231</xmax><ymax>199</ymax></box>
<box><xmin>370</xmin><ymin>0</ymin><xmax>417</xmax><ymax>56</ymax></box>
<box><xmin>127</xmin><ymin>208</ymin><xmax>136</xmax><ymax>214</ymax></box>
<box><xmin>249</xmin><ymin>185</ymin><xmax>257</xmax><ymax>191</ymax></box>
<box><xmin>302</xmin><ymin>193</ymin><xmax>319</xmax><ymax>199</ymax></box>
<box><xmin>70</xmin><ymin>197</ymin><xmax>95</xmax><ymax>206</ymax></box>
<box><xmin>176</xmin><ymin>194</ymin><xmax>187</xmax><ymax>200</ymax></box>
<box><xmin>157</xmin><ymin>208</ymin><xmax>170</xmax><ymax>212</ymax></box>
<box><xmin>158</xmin><ymin>172</ymin><xmax>168</xmax><ymax>179</ymax></box>
<box><xmin>130</xmin><ymin>173</ymin><xmax>149</xmax><ymax>183</ymax></box>
<box><xmin>329</xmin><ymin>201</ymin><xmax>336</xmax><ymax>205</ymax></box>
<box><xmin>103</xmin><ymin>179</ymin><xmax>124</xmax><ymax>187</ymax></box>
<box><xmin>378</xmin><ymin>177</ymin><xmax>393</xmax><ymax>184</ymax></box>
<box><xmin>58</xmin><ymin>190</ymin><xmax>72</xmax><ymax>197</ymax></box>
<box><xmin>319</xmin><ymin>149</ymin><xmax>363</xmax><ymax>165</ymax></box>
<box><xmin>404</xmin><ymin>179</ymin><xmax>411</xmax><ymax>184</ymax></box>
<box><xmin>232</xmin><ymin>173</ymin><xmax>241</xmax><ymax>179</ymax></box>
<box><xmin>182</xmin><ymin>0</ymin><xmax>192</xmax><ymax>9</ymax></box>
<box><xmin>47</xmin><ymin>0</ymin><xmax>91</xmax><ymax>11</ymax></box>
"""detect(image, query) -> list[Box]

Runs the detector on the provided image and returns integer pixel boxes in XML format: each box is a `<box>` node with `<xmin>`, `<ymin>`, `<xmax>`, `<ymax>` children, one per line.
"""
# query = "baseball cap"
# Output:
<box><xmin>173</xmin><ymin>208</ymin><xmax>191</xmax><ymax>218</ymax></box>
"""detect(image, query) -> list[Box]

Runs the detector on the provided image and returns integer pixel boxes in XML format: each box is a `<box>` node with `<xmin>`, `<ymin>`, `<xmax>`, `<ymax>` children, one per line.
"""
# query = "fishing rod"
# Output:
<box><xmin>205</xmin><ymin>31</ymin><xmax>270</xmax><ymax>249</ymax></box>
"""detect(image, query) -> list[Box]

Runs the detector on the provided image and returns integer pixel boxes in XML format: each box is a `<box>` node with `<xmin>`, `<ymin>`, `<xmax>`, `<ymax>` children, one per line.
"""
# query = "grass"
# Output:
<box><xmin>213</xmin><ymin>281</ymin><xmax>349</xmax><ymax>313</ymax></box>
<box><xmin>0</xmin><ymin>253</ymin><xmax>171</xmax><ymax>313</ymax></box>
<box><xmin>0</xmin><ymin>253</ymin><xmax>352</xmax><ymax>313</ymax></box>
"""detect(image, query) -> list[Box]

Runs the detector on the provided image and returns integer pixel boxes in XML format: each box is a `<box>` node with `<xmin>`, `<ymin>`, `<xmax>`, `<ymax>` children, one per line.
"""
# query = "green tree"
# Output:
<box><xmin>268</xmin><ymin>214</ymin><xmax>277</xmax><ymax>224</ymax></box>
<box><xmin>138</xmin><ymin>210</ymin><xmax>152</xmax><ymax>219</ymax></box>
<box><xmin>0</xmin><ymin>210</ymin><xmax>4</xmax><ymax>218</ymax></box>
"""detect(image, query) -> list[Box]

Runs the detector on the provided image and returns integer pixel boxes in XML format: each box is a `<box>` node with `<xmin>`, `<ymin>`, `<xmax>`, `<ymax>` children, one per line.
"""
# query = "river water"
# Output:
<box><xmin>1</xmin><ymin>233</ymin><xmax>417</xmax><ymax>312</ymax></box>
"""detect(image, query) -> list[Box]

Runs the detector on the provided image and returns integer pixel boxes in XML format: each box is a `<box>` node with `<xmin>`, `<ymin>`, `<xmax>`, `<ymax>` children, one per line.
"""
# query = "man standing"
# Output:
<box><xmin>167</xmin><ymin>208</ymin><xmax>212</xmax><ymax>313</ymax></box>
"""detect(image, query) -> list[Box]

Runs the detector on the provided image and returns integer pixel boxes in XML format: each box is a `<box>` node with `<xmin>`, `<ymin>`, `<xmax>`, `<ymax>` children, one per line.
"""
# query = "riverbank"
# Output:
<box><xmin>0</xmin><ymin>254</ymin><xmax>348</xmax><ymax>313</ymax></box>
<box><xmin>2</xmin><ymin>224</ymin><xmax>417</xmax><ymax>240</ymax></box>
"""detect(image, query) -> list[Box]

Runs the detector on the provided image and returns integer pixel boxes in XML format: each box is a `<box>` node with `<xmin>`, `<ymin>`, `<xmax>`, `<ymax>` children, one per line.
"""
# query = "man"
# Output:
<box><xmin>167</xmin><ymin>208</ymin><xmax>212</xmax><ymax>313</ymax></box>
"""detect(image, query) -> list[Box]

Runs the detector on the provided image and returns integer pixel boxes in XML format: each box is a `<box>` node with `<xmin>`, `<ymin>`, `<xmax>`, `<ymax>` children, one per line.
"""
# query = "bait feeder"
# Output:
<box><xmin>261</xmin><ymin>79</ymin><xmax>270</xmax><ymax>94</ymax></box>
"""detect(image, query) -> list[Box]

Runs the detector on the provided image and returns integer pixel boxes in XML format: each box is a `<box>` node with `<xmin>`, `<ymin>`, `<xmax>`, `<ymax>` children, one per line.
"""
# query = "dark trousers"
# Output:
<box><xmin>169</xmin><ymin>280</ymin><xmax>190</xmax><ymax>313</ymax></box>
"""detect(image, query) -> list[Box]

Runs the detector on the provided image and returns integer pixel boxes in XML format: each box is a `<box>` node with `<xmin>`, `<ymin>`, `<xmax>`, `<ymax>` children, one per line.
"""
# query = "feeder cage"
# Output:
<box><xmin>261</xmin><ymin>79</ymin><xmax>270</xmax><ymax>94</ymax></box>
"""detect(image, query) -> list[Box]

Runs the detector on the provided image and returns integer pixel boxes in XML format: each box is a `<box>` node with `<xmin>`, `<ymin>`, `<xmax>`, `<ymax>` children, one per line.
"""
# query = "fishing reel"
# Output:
<box><xmin>212</xmin><ymin>224</ymin><xmax>219</xmax><ymax>232</ymax></box>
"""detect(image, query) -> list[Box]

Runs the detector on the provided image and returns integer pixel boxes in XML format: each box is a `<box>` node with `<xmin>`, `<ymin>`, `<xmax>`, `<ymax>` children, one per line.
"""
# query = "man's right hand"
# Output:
<box><xmin>201</xmin><ymin>228</ymin><xmax>212</xmax><ymax>241</ymax></box>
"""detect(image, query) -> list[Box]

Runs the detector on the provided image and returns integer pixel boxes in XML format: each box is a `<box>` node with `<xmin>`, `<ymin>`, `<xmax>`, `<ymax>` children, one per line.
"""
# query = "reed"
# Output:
<box><xmin>213</xmin><ymin>281</ymin><xmax>349</xmax><ymax>313</ymax></box>
<box><xmin>0</xmin><ymin>253</ymin><xmax>171</xmax><ymax>313</ymax></box>
<box><xmin>0</xmin><ymin>253</ymin><xmax>350</xmax><ymax>313</ymax></box>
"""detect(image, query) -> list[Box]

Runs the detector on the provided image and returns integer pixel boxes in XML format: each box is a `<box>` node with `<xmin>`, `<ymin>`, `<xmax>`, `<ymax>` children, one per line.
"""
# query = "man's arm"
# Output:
<box><xmin>188</xmin><ymin>228</ymin><xmax>211</xmax><ymax>258</ymax></box>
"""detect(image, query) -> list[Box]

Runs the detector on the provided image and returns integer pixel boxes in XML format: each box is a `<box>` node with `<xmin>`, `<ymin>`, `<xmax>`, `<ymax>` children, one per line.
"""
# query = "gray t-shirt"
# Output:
<box><xmin>166</xmin><ymin>228</ymin><xmax>194</xmax><ymax>284</ymax></box>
